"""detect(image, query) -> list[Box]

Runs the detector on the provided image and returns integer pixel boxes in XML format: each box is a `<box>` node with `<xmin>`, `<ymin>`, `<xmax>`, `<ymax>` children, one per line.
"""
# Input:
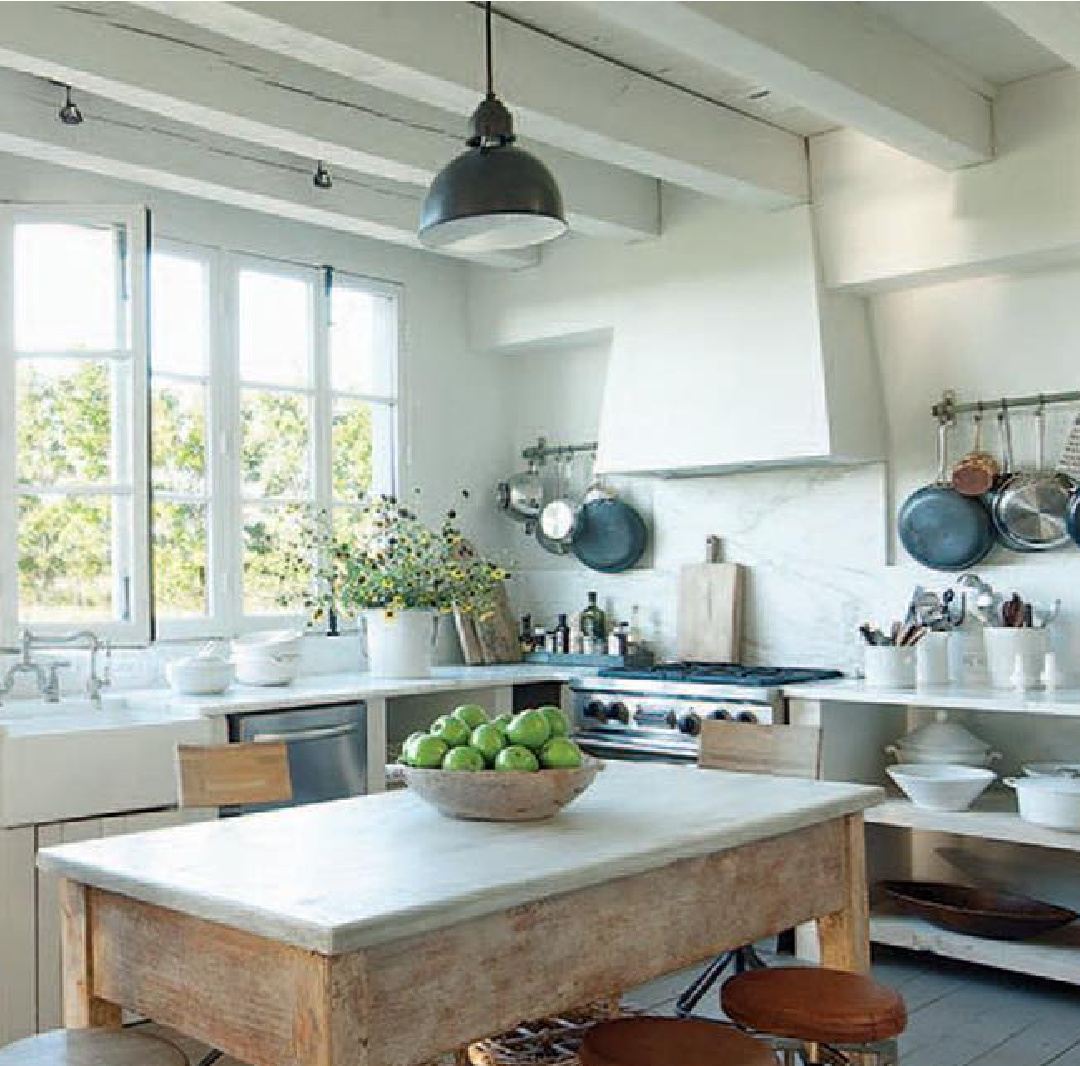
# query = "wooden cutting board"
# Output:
<box><xmin>676</xmin><ymin>536</ymin><xmax>743</xmax><ymax>663</ymax></box>
<box><xmin>472</xmin><ymin>583</ymin><xmax>522</xmax><ymax>665</ymax></box>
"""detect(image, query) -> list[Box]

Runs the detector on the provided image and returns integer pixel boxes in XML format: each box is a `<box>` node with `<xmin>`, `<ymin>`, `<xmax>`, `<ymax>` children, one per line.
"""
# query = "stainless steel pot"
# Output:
<box><xmin>496</xmin><ymin>459</ymin><xmax>543</xmax><ymax>525</ymax></box>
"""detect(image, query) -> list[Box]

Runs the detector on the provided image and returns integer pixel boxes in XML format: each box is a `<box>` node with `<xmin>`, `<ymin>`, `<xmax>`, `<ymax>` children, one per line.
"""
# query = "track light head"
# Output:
<box><xmin>313</xmin><ymin>161</ymin><xmax>332</xmax><ymax>190</ymax></box>
<box><xmin>58</xmin><ymin>85</ymin><xmax>83</xmax><ymax>126</ymax></box>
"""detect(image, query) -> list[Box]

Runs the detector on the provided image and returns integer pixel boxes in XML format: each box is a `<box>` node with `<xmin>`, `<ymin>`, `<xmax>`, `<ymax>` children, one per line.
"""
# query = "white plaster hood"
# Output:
<box><xmin>593</xmin><ymin>205</ymin><xmax>886</xmax><ymax>477</ymax></box>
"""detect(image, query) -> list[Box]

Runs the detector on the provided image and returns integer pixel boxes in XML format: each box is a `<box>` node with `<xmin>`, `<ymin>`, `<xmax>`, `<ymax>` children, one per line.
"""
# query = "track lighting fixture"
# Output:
<box><xmin>313</xmin><ymin>160</ymin><xmax>333</xmax><ymax>189</ymax></box>
<box><xmin>58</xmin><ymin>85</ymin><xmax>83</xmax><ymax>126</ymax></box>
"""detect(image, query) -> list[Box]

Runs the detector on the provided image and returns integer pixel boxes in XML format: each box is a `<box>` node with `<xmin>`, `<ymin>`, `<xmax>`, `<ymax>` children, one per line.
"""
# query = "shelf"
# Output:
<box><xmin>871</xmin><ymin>908</ymin><xmax>1080</xmax><ymax>986</ymax></box>
<box><xmin>865</xmin><ymin>791</ymin><xmax>1080</xmax><ymax>853</ymax></box>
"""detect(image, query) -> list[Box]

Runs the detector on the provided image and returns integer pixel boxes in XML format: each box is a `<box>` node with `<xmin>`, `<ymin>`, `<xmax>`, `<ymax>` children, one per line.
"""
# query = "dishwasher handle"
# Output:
<box><xmin>252</xmin><ymin>722</ymin><xmax>358</xmax><ymax>744</ymax></box>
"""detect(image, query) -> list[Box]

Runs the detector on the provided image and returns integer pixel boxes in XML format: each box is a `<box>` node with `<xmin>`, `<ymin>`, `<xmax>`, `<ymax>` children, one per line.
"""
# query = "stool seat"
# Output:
<box><xmin>582</xmin><ymin>1016</ymin><xmax>776</xmax><ymax>1066</ymax></box>
<box><xmin>721</xmin><ymin>967</ymin><xmax>907</xmax><ymax>1046</ymax></box>
<box><xmin>0</xmin><ymin>1029</ymin><xmax>188</xmax><ymax>1066</ymax></box>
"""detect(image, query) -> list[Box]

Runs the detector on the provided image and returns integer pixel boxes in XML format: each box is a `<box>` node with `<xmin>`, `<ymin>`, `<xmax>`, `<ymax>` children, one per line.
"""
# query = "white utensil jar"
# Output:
<box><xmin>864</xmin><ymin>645</ymin><xmax>917</xmax><ymax>688</ymax></box>
<box><xmin>984</xmin><ymin>627</ymin><xmax>1049</xmax><ymax>689</ymax></box>
<box><xmin>916</xmin><ymin>632</ymin><xmax>951</xmax><ymax>686</ymax></box>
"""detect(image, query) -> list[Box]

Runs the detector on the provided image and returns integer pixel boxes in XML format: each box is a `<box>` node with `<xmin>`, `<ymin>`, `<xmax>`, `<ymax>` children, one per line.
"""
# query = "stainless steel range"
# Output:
<box><xmin>570</xmin><ymin>662</ymin><xmax>842</xmax><ymax>763</ymax></box>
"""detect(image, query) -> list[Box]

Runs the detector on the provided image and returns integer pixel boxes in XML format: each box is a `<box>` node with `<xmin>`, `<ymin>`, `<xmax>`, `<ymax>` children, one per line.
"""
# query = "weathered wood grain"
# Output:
<box><xmin>817</xmin><ymin>813</ymin><xmax>871</xmax><ymax>974</ymax></box>
<box><xmin>699</xmin><ymin>720</ymin><xmax>822</xmax><ymax>779</ymax></box>
<box><xmin>59</xmin><ymin>880</ymin><xmax>121</xmax><ymax>1028</ymax></box>
<box><xmin>176</xmin><ymin>743</ymin><xmax>292</xmax><ymax>809</ymax></box>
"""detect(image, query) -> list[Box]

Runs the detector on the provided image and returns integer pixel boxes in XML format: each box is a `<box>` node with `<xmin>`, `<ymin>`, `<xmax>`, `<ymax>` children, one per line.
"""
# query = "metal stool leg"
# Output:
<box><xmin>674</xmin><ymin>951</ymin><xmax>737</xmax><ymax>1017</ymax></box>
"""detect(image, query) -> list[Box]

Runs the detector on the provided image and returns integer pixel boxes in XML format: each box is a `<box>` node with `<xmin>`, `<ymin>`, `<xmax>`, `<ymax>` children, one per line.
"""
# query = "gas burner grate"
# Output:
<box><xmin>596</xmin><ymin>661</ymin><xmax>843</xmax><ymax>686</ymax></box>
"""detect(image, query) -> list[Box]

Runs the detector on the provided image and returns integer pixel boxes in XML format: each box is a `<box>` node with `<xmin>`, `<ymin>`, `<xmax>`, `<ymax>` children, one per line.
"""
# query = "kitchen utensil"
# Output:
<box><xmin>951</xmin><ymin>406</ymin><xmax>999</xmax><ymax>497</ymax></box>
<box><xmin>885</xmin><ymin>710</ymin><xmax>1000</xmax><ymax>767</ymax></box>
<box><xmin>571</xmin><ymin>488</ymin><xmax>647</xmax><ymax>573</ymax></box>
<box><xmin>864</xmin><ymin>645</ymin><xmax>916</xmax><ymax>688</ymax></box>
<box><xmin>897</xmin><ymin>418</ymin><xmax>994</xmax><ymax>571</ymax></box>
<box><xmin>539</xmin><ymin>452</ymin><xmax>580</xmax><ymax>547</ymax></box>
<box><xmin>1057</xmin><ymin>412</ymin><xmax>1080</xmax><ymax>480</ymax></box>
<box><xmin>887</xmin><ymin>763</ymin><xmax>996</xmax><ymax>811</ymax></box>
<box><xmin>987</xmin><ymin>404</ymin><xmax>1035</xmax><ymax>552</ymax></box>
<box><xmin>498</xmin><ymin>460</ymin><xmax>544</xmax><ymax>525</ymax></box>
<box><xmin>676</xmin><ymin>536</ymin><xmax>743</xmax><ymax>663</ymax></box>
<box><xmin>472</xmin><ymin>583</ymin><xmax>522</xmax><ymax>664</ymax></box>
<box><xmin>879</xmin><ymin>880</ymin><xmax>1077</xmax><ymax>940</ymax></box>
<box><xmin>165</xmin><ymin>646</ymin><xmax>234</xmax><ymax>696</ymax></box>
<box><xmin>983</xmin><ymin>625</ymin><xmax>1049</xmax><ymax>688</ymax></box>
<box><xmin>402</xmin><ymin>755</ymin><xmax>602</xmax><ymax>821</ymax></box>
<box><xmin>1067</xmin><ymin>487</ymin><xmax>1080</xmax><ymax>548</ymax></box>
<box><xmin>1023</xmin><ymin>762</ymin><xmax>1080</xmax><ymax>778</ymax></box>
<box><xmin>1006</xmin><ymin>774</ymin><xmax>1080</xmax><ymax>832</ymax></box>
<box><xmin>992</xmin><ymin>404</ymin><xmax>1073</xmax><ymax>551</ymax></box>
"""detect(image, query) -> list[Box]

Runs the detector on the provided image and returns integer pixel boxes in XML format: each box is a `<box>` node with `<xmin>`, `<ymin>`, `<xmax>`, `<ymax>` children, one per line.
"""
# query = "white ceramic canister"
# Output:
<box><xmin>864</xmin><ymin>645</ymin><xmax>916</xmax><ymax>689</ymax></box>
<box><xmin>983</xmin><ymin>627</ymin><xmax>1049</xmax><ymax>690</ymax></box>
<box><xmin>916</xmin><ymin>631</ymin><xmax>951</xmax><ymax>687</ymax></box>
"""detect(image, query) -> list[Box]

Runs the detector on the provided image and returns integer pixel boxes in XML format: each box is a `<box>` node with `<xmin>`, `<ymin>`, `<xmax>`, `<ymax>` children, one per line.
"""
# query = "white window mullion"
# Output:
<box><xmin>312</xmin><ymin>268</ymin><xmax>333</xmax><ymax>517</ymax></box>
<box><xmin>216</xmin><ymin>250</ymin><xmax>241</xmax><ymax>637</ymax></box>
<box><xmin>0</xmin><ymin>215</ymin><xmax>16</xmax><ymax>645</ymax></box>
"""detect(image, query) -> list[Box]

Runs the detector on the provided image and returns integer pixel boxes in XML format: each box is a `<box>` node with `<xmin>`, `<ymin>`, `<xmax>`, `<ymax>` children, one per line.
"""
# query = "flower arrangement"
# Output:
<box><xmin>286</xmin><ymin>491</ymin><xmax>509</xmax><ymax>623</ymax></box>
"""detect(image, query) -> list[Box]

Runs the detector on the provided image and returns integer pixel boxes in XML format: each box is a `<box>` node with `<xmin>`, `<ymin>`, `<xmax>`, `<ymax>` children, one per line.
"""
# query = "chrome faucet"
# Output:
<box><xmin>0</xmin><ymin>628</ymin><xmax>111</xmax><ymax>706</ymax></box>
<box><xmin>0</xmin><ymin>630</ymin><xmax>68</xmax><ymax>704</ymax></box>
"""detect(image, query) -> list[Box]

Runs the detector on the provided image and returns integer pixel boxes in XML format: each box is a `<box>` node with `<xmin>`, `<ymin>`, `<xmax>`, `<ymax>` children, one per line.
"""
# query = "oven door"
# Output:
<box><xmin>575</xmin><ymin>732</ymin><xmax>697</xmax><ymax>765</ymax></box>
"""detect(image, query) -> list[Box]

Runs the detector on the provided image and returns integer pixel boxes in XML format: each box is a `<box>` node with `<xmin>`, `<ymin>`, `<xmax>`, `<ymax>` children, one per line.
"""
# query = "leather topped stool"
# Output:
<box><xmin>721</xmin><ymin>967</ymin><xmax>906</xmax><ymax>1065</ymax></box>
<box><xmin>582</xmin><ymin>1016</ymin><xmax>776</xmax><ymax>1066</ymax></box>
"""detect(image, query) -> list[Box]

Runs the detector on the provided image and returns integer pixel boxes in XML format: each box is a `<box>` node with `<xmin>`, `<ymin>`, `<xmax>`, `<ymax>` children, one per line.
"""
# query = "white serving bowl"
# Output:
<box><xmin>234</xmin><ymin>629</ymin><xmax>304</xmax><ymax>656</ymax></box>
<box><xmin>1007</xmin><ymin>775</ymin><xmax>1080</xmax><ymax>832</ymax></box>
<box><xmin>1023</xmin><ymin>763</ymin><xmax>1080</xmax><ymax>778</ymax></box>
<box><xmin>165</xmin><ymin>656</ymin><xmax>234</xmax><ymax>696</ymax></box>
<box><xmin>887</xmin><ymin>763</ymin><xmax>996</xmax><ymax>812</ymax></box>
<box><xmin>233</xmin><ymin>651</ymin><xmax>300</xmax><ymax>687</ymax></box>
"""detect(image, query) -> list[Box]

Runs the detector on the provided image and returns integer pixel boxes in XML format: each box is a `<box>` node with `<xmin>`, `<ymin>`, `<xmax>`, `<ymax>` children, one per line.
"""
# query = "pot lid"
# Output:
<box><xmin>893</xmin><ymin>711</ymin><xmax>990</xmax><ymax>754</ymax></box>
<box><xmin>175</xmin><ymin>640</ymin><xmax>231</xmax><ymax>668</ymax></box>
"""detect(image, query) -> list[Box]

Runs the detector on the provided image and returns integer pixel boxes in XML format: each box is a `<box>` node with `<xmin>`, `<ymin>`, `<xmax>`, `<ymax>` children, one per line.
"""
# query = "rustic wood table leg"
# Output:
<box><xmin>815</xmin><ymin>814</ymin><xmax>870</xmax><ymax>974</ymax></box>
<box><xmin>60</xmin><ymin>879</ymin><xmax>122</xmax><ymax>1028</ymax></box>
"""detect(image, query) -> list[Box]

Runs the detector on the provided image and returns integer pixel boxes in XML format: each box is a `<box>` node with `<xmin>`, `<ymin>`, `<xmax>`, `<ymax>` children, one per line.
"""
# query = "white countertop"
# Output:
<box><xmin>149</xmin><ymin>665</ymin><xmax>582</xmax><ymax>718</ymax></box>
<box><xmin>38</xmin><ymin>762</ymin><xmax>882</xmax><ymax>955</ymax></box>
<box><xmin>784</xmin><ymin>678</ymin><xmax>1080</xmax><ymax>717</ymax></box>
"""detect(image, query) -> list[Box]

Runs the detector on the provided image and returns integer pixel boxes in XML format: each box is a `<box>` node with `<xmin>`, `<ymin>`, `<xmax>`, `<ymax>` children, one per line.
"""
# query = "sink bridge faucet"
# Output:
<box><xmin>0</xmin><ymin>629</ymin><xmax>111</xmax><ymax>706</ymax></box>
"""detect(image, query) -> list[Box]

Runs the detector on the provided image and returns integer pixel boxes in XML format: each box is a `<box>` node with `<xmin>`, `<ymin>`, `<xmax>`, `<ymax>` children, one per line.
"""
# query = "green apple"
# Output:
<box><xmin>429</xmin><ymin>715</ymin><xmax>471</xmax><ymax>748</ymax></box>
<box><xmin>471</xmin><ymin>723</ymin><xmax>506</xmax><ymax>766</ymax></box>
<box><xmin>405</xmin><ymin>734</ymin><xmax>448</xmax><ymax>769</ymax></box>
<box><xmin>442</xmin><ymin>745</ymin><xmax>486</xmax><ymax>772</ymax></box>
<box><xmin>538</xmin><ymin>705</ymin><xmax>570</xmax><ymax>738</ymax></box>
<box><xmin>506</xmin><ymin>709</ymin><xmax>552</xmax><ymax>751</ymax></box>
<box><xmin>491</xmin><ymin>713</ymin><xmax>513</xmax><ymax>735</ymax></box>
<box><xmin>540</xmin><ymin>737</ymin><xmax>584</xmax><ymax>769</ymax></box>
<box><xmin>451</xmin><ymin>703</ymin><xmax>490</xmax><ymax>730</ymax></box>
<box><xmin>495</xmin><ymin>745</ymin><xmax>540</xmax><ymax>773</ymax></box>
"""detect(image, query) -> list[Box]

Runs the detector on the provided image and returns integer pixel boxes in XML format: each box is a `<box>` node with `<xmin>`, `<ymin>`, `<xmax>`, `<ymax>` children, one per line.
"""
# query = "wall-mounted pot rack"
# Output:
<box><xmin>932</xmin><ymin>389</ymin><xmax>1080</xmax><ymax>422</ymax></box>
<box><xmin>520</xmin><ymin>436</ymin><xmax>598</xmax><ymax>465</ymax></box>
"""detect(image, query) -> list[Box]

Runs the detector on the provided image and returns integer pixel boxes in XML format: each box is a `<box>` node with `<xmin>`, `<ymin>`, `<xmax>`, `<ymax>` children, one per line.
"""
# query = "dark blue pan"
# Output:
<box><xmin>1068</xmin><ymin>489</ymin><xmax>1080</xmax><ymax>548</ymax></box>
<box><xmin>571</xmin><ymin>497</ymin><xmax>647</xmax><ymax>573</ymax></box>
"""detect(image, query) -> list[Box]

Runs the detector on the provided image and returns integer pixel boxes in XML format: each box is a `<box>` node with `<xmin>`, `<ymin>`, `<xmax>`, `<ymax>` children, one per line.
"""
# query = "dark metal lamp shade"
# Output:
<box><xmin>418</xmin><ymin>143</ymin><xmax>568</xmax><ymax>254</ymax></box>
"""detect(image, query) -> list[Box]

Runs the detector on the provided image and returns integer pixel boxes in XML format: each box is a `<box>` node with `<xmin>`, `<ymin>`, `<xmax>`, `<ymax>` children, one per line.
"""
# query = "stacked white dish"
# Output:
<box><xmin>233</xmin><ymin>630</ymin><xmax>303</xmax><ymax>686</ymax></box>
<box><xmin>166</xmin><ymin>645</ymin><xmax>234</xmax><ymax>696</ymax></box>
<box><xmin>1008</xmin><ymin>772</ymin><xmax>1080</xmax><ymax>831</ymax></box>
<box><xmin>887</xmin><ymin>764</ymin><xmax>996</xmax><ymax>812</ymax></box>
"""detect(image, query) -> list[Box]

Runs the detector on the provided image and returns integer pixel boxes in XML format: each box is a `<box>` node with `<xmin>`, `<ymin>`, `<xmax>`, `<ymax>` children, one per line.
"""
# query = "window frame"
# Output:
<box><xmin>0</xmin><ymin>205</ymin><xmax>151</xmax><ymax>646</ymax></box>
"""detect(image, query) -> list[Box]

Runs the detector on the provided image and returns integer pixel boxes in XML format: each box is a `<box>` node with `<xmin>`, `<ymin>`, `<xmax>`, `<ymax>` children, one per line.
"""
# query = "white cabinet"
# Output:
<box><xmin>0</xmin><ymin>808</ymin><xmax>214</xmax><ymax>1043</ymax></box>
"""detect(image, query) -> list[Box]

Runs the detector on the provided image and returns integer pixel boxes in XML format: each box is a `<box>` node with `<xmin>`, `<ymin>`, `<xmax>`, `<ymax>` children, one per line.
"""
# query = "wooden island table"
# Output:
<box><xmin>38</xmin><ymin>763</ymin><xmax>882</xmax><ymax>1066</ymax></box>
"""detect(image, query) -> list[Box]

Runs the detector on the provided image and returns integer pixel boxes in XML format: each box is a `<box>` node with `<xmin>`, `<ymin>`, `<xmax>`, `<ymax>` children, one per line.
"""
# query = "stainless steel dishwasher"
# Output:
<box><xmin>228</xmin><ymin>702</ymin><xmax>367</xmax><ymax>813</ymax></box>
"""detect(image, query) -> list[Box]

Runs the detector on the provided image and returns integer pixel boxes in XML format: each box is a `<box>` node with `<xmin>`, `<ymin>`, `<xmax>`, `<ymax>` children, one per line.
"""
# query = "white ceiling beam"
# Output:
<box><xmin>136</xmin><ymin>0</ymin><xmax>810</xmax><ymax>208</ymax></box>
<box><xmin>0</xmin><ymin>70</ymin><xmax>534</xmax><ymax>270</ymax></box>
<box><xmin>0</xmin><ymin>3</ymin><xmax>656</xmax><ymax>243</ymax></box>
<box><xmin>989</xmin><ymin>3</ymin><xmax>1080</xmax><ymax>70</ymax></box>
<box><xmin>593</xmin><ymin>1</ymin><xmax>994</xmax><ymax>169</ymax></box>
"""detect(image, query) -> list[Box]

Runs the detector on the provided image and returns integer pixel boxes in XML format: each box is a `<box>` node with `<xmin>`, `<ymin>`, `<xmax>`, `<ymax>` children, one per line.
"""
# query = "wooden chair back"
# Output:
<box><xmin>176</xmin><ymin>742</ymin><xmax>293</xmax><ymax>809</ymax></box>
<box><xmin>699</xmin><ymin>720</ymin><xmax>822</xmax><ymax>780</ymax></box>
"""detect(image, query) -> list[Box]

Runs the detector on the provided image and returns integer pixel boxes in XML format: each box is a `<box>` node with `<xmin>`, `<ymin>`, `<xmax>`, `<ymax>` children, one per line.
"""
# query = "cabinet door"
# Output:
<box><xmin>0</xmin><ymin>827</ymin><xmax>36</xmax><ymax>1047</ymax></box>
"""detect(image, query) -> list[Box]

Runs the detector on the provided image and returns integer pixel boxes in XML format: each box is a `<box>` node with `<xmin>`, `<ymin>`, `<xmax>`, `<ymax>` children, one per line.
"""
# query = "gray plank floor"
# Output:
<box><xmin>623</xmin><ymin>947</ymin><xmax>1080</xmax><ymax>1066</ymax></box>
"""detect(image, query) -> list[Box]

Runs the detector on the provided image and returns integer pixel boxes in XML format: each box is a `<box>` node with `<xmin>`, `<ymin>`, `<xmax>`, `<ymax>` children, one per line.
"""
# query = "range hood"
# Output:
<box><xmin>594</xmin><ymin>206</ymin><xmax>886</xmax><ymax>477</ymax></box>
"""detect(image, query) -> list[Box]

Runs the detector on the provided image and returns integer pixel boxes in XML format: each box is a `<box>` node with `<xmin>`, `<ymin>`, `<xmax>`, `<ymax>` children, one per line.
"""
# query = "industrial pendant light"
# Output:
<box><xmin>418</xmin><ymin>2</ymin><xmax>567</xmax><ymax>253</ymax></box>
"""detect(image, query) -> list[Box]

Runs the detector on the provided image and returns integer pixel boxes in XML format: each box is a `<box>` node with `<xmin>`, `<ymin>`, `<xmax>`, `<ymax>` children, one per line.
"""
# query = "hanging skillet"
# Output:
<box><xmin>572</xmin><ymin>481</ymin><xmax>647</xmax><ymax>573</ymax></box>
<box><xmin>992</xmin><ymin>402</ymin><xmax>1073</xmax><ymax>552</ymax></box>
<box><xmin>897</xmin><ymin>417</ymin><xmax>994</xmax><ymax>572</ymax></box>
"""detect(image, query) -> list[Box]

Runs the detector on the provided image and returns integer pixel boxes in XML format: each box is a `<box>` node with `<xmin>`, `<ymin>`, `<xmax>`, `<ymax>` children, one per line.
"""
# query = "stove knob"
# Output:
<box><xmin>677</xmin><ymin>712</ymin><xmax>702</xmax><ymax>737</ymax></box>
<box><xmin>584</xmin><ymin>700</ymin><xmax>607</xmax><ymax>722</ymax></box>
<box><xmin>609</xmin><ymin>702</ymin><xmax>631</xmax><ymax>725</ymax></box>
<box><xmin>709</xmin><ymin>710</ymin><xmax>732</xmax><ymax>721</ymax></box>
<box><xmin>736</xmin><ymin>711</ymin><xmax>759</xmax><ymax>724</ymax></box>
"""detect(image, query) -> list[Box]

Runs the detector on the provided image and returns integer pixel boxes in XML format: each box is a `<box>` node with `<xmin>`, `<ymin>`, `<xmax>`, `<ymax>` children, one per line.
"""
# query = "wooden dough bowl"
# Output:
<box><xmin>404</xmin><ymin>756</ymin><xmax>603</xmax><ymax>821</ymax></box>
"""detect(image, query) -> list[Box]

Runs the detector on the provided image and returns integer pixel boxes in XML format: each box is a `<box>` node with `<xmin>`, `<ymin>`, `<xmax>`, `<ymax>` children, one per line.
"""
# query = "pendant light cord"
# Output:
<box><xmin>485</xmin><ymin>2</ymin><xmax>494</xmax><ymax>97</ymax></box>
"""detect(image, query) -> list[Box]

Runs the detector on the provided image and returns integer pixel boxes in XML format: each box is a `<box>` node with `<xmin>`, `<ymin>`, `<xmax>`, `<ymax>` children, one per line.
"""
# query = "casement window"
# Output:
<box><xmin>0</xmin><ymin>207</ymin><xmax>151</xmax><ymax>644</ymax></box>
<box><xmin>0</xmin><ymin>213</ymin><xmax>399</xmax><ymax>644</ymax></box>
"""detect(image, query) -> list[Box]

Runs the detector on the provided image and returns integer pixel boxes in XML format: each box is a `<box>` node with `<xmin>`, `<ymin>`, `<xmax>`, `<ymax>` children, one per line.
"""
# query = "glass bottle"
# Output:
<box><xmin>580</xmin><ymin>591</ymin><xmax>608</xmax><ymax>646</ymax></box>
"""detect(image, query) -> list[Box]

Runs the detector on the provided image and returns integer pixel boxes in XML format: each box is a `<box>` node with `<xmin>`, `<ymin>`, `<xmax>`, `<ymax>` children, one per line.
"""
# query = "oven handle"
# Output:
<box><xmin>576</xmin><ymin>735</ymin><xmax>697</xmax><ymax>761</ymax></box>
<box><xmin>252</xmin><ymin>723</ymin><xmax>358</xmax><ymax>744</ymax></box>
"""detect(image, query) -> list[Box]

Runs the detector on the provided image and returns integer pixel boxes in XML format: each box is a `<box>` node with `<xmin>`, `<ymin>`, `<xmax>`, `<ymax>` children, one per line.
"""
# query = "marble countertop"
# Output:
<box><xmin>785</xmin><ymin>678</ymin><xmax>1080</xmax><ymax>716</ymax></box>
<box><xmin>38</xmin><ymin>762</ymin><xmax>882</xmax><ymax>955</ymax></box>
<box><xmin>144</xmin><ymin>665</ymin><xmax>584</xmax><ymax>718</ymax></box>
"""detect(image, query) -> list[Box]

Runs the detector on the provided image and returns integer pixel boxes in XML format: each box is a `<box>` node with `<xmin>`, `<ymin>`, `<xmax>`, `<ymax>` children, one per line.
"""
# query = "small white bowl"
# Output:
<box><xmin>165</xmin><ymin>657</ymin><xmax>234</xmax><ymax>696</ymax></box>
<box><xmin>234</xmin><ymin>651</ymin><xmax>300</xmax><ymax>687</ymax></box>
<box><xmin>887</xmin><ymin>763</ymin><xmax>996</xmax><ymax>812</ymax></box>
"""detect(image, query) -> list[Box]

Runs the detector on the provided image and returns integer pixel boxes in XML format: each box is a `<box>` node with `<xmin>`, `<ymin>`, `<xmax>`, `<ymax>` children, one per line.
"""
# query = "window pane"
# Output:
<box><xmin>238</xmin><ymin>269</ymin><xmax>311</xmax><ymax>385</ymax></box>
<box><xmin>241</xmin><ymin>389</ymin><xmax>310</xmax><ymax>498</ymax></box>
<box><xmin>18</xmin><ymin>494</ymin><xmax>125</xmax><ymax>622</ymax></box>
<box><xmin>15</xmin><ymin>223</ymin><xmax>119</xmax><ymax>351</ymax></box>
<box><xmin>152</xmin><ymin>253</ymin><xmax>208</xmax><ymax>375</ymax></box>
<box><xmin>153</xmin><ymin>502</ymin><xmax>208</xmax><ymax>617</ymax></box>
<box><xmin>152</xmin><ymin>380</ymin><xmax>206</xmax><ymax>494</ymax></box>
<box><xmin>16</xmin><ymin>359</ymin><xmax>116</xmax><ymax>486</ymax></box>
<box><xmin>330</xmin><ymin>287</ymin><xmax>395</xmax><ymax>395</ymax></box>
<box><xmin>333</xmin><ymin>399</ymin><xmax>395</xmax><ymax>502</ymax></box>
<box><xmin>242</xmin><ymin>504</ymin><xmax>308</xmax><ymax>614</ymax></box>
